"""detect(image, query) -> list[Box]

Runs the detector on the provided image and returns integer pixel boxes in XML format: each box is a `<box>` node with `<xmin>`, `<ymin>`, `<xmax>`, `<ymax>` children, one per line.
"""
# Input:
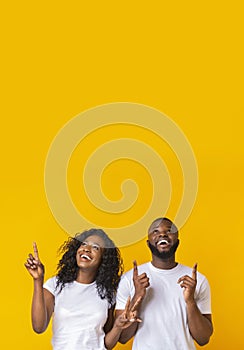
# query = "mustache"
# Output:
<box><xmin>148</xmin><ymin>239</ymin><xmax>179</xmax><ymax>260</ymax></box>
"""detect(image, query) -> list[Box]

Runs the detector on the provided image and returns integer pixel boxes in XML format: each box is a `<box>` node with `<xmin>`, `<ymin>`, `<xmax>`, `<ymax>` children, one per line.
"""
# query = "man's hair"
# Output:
<box><xmin>55</xmin><ymin>228</ymin><xmax>123</xmax><ymax>305</ymax></box>
<box><xmin>148</xmin><ymin>217</ymin><xmax>178</xmax><ymax>234</ymax></box>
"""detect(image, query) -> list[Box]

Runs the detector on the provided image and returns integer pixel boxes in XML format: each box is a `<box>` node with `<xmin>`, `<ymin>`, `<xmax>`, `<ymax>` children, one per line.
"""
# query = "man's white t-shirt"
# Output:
<box><xmin>116</xmin><ymin>262</ymin><xmax>211</xmax><ymax>350</ymax></box>
<box><xmin>44</xmin><ymin>277</ymin><xmax>109</xmax><ymax>350</ymax></box>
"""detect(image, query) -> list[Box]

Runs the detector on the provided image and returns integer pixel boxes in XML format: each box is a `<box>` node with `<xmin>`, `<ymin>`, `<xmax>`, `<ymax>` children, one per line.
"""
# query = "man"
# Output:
<box><xmin>115</xmin><ymin>217</ymin><xmax>213</xmax><ymax>350</ymax></box>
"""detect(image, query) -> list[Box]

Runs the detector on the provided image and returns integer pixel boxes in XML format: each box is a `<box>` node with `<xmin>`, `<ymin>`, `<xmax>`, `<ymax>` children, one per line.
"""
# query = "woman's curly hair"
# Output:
<box><xmin>55</xmin><ymin>228</ymin><xmax>123</xmax><ymax>305</ymax></box>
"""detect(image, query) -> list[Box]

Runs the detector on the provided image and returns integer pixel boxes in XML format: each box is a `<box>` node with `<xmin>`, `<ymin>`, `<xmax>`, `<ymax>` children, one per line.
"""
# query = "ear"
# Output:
<box><xmin>146</xmin><ymin>239</ymin><xmax>149</xmax><ymax>247</ymax></box>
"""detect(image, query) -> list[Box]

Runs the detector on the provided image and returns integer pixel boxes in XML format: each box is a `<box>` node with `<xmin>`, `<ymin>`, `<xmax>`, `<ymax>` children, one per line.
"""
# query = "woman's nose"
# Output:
<box><xmin>83</xmin><ymin>245</ymin><xmax>91</xmax><ymax>252</ymax></box>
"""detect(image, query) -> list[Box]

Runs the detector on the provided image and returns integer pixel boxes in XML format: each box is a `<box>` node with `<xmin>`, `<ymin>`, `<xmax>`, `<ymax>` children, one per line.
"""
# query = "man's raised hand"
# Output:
<box><xmin>132</xmin><ymin>260</ymin><xmax>150</xmax><ymax>299</ymax></box>
<box><xmin>177</xmin><ymin>263</ymin><xmax>197</xmax><ymax>304</ymax></box>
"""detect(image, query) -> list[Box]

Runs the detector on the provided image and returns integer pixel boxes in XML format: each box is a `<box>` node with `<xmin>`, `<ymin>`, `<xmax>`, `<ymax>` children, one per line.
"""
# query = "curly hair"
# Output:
<box><xmin>55</xmin><ymin>228</ymin><xmax>123</xmax><ymax>305</ymax></box>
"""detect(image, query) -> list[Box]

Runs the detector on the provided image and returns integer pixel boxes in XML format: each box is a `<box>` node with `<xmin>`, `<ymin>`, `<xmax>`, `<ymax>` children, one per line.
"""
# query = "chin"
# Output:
<box><xmin>148</xmin><ymin>240</ymin><xmax>179</xmax><ymax>259</ymax></box>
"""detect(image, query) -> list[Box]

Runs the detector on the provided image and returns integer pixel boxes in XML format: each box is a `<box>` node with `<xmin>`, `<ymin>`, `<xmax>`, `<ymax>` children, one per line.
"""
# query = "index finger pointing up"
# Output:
<box><xmin>33</xmin><ymin>242</ymin><xmax>39</xmax><ymax>260</ymax></box>
<box><xmin>192</xmin><ymin>263</ymin><xmax>198</xmax><ymax>280</ymax></box>
<box><xmin>133</xmin><ymin>260</ymin><xmax>138</xmax><ymax>278</ymax></box>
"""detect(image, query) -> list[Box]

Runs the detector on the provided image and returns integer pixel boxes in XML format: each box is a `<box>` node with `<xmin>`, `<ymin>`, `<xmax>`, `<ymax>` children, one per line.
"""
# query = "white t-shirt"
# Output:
<box><xmin>116</xmin><ymin>262</ymin><xmax>211</xmax><ymax>350</ymax></box>
<box><xmin>44</xmin><ymin>277</ymin><xmax>109</xmax><ymax>350</ymax></box>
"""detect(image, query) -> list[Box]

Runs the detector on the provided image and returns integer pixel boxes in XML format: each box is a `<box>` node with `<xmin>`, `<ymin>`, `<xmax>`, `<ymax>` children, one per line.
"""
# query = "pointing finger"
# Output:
<box><xmin>133</xmin><ymin>260</ymin><xmax>138</xmax><ymax>278</ymax></box>
<box><xmin>33</xmin><ymin>242</ymin><xmax>39</xmax><ymax>261</ymax></box>
<box><xmin>192</xmin><ymin>263</ymin><xmax>197</xmax><ymax>280</ymax></box>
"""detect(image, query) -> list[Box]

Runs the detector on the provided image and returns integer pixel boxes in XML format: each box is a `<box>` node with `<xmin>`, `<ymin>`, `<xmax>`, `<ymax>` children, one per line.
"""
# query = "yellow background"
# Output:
<box><xmin>1</xmin><ymin>1</ymin><xmax>243</xmax><ymax>349</ymax></box>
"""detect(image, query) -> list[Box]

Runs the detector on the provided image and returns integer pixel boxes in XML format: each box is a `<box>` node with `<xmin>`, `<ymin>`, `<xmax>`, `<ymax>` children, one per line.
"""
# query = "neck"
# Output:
<box><xmin>151</xmin><ymin>255</ymin><xmax>178</xmax><ymax>269</ymax></box>
<box><xmin>76</xmin><ymin>269</ymin><xmax>96</xmax><ymax>284</ymax></box>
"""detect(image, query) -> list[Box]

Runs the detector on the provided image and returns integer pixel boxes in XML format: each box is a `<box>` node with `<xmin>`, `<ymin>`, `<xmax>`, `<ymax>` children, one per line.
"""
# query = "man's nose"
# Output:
<box><xmin>161</xmin><ymin>232</ymin><xmax>169</xmax><ymax>238</ymax></box>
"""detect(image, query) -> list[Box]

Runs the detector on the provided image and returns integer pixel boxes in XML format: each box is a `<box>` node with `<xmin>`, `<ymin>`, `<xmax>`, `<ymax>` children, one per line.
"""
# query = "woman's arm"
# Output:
<box><xmin>31</xmin><ymin>280</ymin><xmax>54</xmax><ymax>333</ymax></box>
<box><xmin>104</xmin><ymin>297</ymin><xmax>142</xmax><ymax>350</ymax></box>
<box><xmin>115</xmin><ymin>261</ymin><xmax>149</xmax><ymax>344</ymax></box>
<box><xmin>104</xmin><ymin>308</ymin><xmax>122</xmax><ymax>350</ymax></box>
<box><xmin>25</xmin><ymin>242</ymin><xmax>54</xmax><ymax>333</ymax></box>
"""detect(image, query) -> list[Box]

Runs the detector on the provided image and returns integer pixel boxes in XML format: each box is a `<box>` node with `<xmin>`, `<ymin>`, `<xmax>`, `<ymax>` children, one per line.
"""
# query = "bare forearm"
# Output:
<box><xmin>31</xmin><ymin>279</ymin><xmax>48</xmax><ymax>333</ymax></box>
<box><xmin>117</xmin><ymin>292</ymin><xmax>143</xmax><ymax>343</ymax></box>
<box><xmin>186</xmin><ymin>301</ymin><xmax>213</xmax><ymax>345</ymax></box>
<box><xmin>104</xmin><ymin>325</ymin><xmax>122</xmax><ymax>350</ymax></box>
<box><xmin>119</xmin><ymin>322</ymin><xmax>138</xmax><ymax>344</ymax></box>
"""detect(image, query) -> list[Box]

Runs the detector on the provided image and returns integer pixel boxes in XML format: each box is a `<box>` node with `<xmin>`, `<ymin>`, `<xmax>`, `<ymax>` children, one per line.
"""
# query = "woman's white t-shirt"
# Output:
<box><xmin>44</xmin><ymin>277</ymin><xmax>109</xmax><ymax>350</ymax></box>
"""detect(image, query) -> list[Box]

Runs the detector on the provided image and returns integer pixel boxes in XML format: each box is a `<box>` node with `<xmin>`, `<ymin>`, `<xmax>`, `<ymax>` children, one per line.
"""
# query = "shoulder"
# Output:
<box><xmin>178</xmin><ymin>263</ymin><xmax>207</xmax><ymax>277</ymax></box>
<box><xmin>178</xmin><ymin>264</ymin><xmax>210</xmax><ymax>289</ymax></box>
<box><xmin>43</xmin><ymin>276</ymin><xmax>58</xmax><ymax>295</ymax></box>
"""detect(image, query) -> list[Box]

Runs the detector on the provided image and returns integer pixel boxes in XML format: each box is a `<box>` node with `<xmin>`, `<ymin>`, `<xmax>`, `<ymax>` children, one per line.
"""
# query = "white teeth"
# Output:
<box><xmin>81</xmin><ymin>254</ymin><xmax>92</xmax><ymax>260</ymax></box>
<box><xmin>157</xmin><ymin>239</ymin><xmax>169</xmax><ymax>246</ymax></box>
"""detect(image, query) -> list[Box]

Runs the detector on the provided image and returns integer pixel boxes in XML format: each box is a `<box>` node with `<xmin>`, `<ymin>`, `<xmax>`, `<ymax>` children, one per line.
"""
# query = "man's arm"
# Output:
<box><xmin>178</xmin><ymin>263</ymin><xmax>213</xmax><ymax>345</ymax></box>
<box><xmin>186</xmin><ymin>305</ymin><xmax>213</xmax><ymax>345</ymax></box>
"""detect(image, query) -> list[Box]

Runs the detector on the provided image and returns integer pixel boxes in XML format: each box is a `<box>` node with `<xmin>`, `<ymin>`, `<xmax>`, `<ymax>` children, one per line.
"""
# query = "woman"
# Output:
<box><xmin>25</xmin><ymin>228</ymin><xmax>139</xmax><ymax>350</ymax></box>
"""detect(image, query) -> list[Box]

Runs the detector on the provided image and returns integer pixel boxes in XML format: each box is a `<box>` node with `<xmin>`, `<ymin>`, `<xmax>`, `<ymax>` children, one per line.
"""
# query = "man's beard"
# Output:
<box><xmin>148</xmin><ymin>239</ymin><xmax>179</xmax><ymax>260</ymax></box>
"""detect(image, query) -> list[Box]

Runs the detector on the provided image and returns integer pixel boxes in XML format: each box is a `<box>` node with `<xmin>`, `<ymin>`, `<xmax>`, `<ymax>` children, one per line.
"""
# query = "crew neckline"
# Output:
<box><xmin>149</xmin><ymin>262</ymin><xmax>182</xmax><ymax>274</ymax></box>
<box><xmin>74</xmin><ymin>280</ymin><xmax>96</xmax><ymax>286</ymax></box>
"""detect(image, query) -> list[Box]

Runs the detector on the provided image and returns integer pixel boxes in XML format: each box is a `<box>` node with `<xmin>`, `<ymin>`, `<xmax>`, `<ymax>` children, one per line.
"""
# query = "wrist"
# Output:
<box><xmin>114</xmin><ymin>323</ymin><xmax>122</xmax><ymax>330</ymax></box>
<box><xmin>185</xmin><ymin>299</ymin><xmax>197</xmax><ymax>307</ymax></box>
<box><xmin>134</xmin><ymin>291</ymin><xmax>145</xmax><ymax>300</ymax></box>
<box><xmin>113</xmin><ymin>323</ymin><xmax>123</xmax><ymax>333</ymax></box>
<box><xmin>33</xmin><ymin>276</ymin><xmax>44</xmax><ymax>284</ymax></box>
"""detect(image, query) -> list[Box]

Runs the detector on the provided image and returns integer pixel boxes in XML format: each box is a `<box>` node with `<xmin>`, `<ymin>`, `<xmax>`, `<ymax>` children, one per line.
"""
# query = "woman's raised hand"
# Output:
<box><xmin>24</xmin><ymin>242</ymin><xmax>45</xmax><ymax>280</ymax></box>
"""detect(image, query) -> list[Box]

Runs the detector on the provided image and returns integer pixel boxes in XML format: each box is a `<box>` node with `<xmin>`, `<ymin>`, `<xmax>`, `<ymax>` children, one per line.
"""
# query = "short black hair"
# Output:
<box><xmin>148</xmin><ymin>217</ymin><xmax>178</xmax><ymax>234</ymax></box>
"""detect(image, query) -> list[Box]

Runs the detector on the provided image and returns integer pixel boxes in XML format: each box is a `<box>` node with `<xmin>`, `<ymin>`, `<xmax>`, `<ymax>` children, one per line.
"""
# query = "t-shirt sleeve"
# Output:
<box><xmin>115</xmin><ymin>273</ymin><xmax>133</xmax><ymax>310</ymax></box>
<box><xmin>43</xmin><ymin>276</ymin><xmax>57</xmax><ymax>296</ymax></box>
<box><xmin>196</xmin><ymin>276</ymin><xmax>212</xmax><ymax>314</ymax></box>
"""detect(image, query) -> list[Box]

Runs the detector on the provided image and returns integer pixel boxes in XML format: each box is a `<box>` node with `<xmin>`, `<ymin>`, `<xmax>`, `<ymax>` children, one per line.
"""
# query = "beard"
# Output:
<box><xmin>148</xmin><ymin>239</ymin><xmax>180</xmax><ymax>260</ymax></box>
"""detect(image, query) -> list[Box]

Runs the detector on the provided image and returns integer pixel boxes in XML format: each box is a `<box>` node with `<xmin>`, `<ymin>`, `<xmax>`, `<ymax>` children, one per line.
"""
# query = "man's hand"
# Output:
<box><xmin>177</xmin><ymin>263</ymin><xmax>197</xmax><ymax>304</ymax></box>
<box><xmin>133</xmin><ymin>260</ymin><xmax>150</xmax><ymax>299</ymax></box>
<box><xmin>24</xmin><ymin>242</ymin><xmax>45</xmax><ymax>280</ymax></box>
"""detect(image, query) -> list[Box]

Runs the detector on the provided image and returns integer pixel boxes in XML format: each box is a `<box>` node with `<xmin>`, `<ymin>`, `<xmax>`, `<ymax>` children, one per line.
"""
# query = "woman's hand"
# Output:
<box><xmin>114</xmin><ymin>296</ymin><xmax>142</xmax><ymax>330</ymax></box>
<box><xmin>24</xmin><ymin>242</ymin><xmax>45</xmax><ymax>280</ymax></box>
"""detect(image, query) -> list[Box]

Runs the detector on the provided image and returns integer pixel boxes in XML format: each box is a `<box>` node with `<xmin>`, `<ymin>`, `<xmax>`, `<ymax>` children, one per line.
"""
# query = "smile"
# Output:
<box><xmin>157</xmin><ymin>239</ymin><xmax>169</xmax><ymax>246</ymax></box>
<box><xmin>80</xmin><ymin>254</ymin><xmax>92</xmax><ymax>261</ymax></box>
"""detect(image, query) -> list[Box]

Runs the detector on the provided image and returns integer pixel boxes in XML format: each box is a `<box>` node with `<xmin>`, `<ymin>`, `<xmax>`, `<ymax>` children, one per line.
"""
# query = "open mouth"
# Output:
<box><xmin>80</xmin><ymin>254</ymin><xmax>92</xmax><ymax>261</ymax></box>
<box><xmin>156</xmin><ymin>239</ymin><xmax>169</xmax><ymax>246</ymax></box>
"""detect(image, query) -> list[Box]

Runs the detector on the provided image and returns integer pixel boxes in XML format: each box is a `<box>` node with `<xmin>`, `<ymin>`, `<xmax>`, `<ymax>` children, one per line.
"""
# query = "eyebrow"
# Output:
<box><xmin>152</xmin><ymin>227</ymin><xmax>172</xmax><ymax>233</ymax></box>
<box><xmin>82</xmin><ymin>240</ymin><xmax>101</xmax><ymax>246</ymax></box>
